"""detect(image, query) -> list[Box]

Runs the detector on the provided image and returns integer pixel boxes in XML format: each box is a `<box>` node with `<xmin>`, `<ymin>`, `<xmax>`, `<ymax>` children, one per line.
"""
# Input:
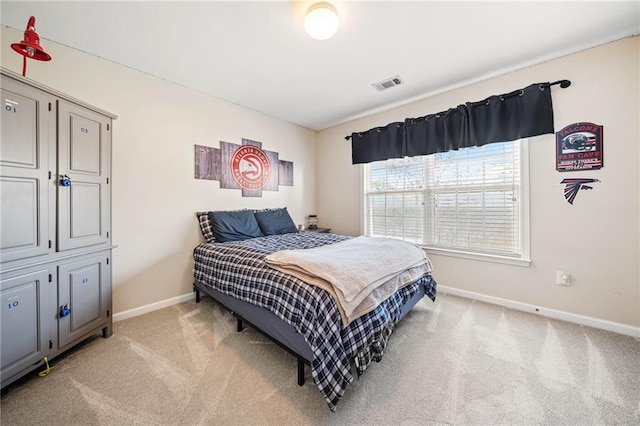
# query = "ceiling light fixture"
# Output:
<box><xmin>11</xmin><ymin>16</ymin><xmax>51</xmax><ymax>77</ymax></box>
<box><xmin>304</xmin><ymin>2</ymin><xmax>339</xmax><ymax>40</ymax></box>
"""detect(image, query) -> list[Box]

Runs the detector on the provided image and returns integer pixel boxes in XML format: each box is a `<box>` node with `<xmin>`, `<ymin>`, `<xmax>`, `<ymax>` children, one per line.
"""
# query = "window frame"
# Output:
<box><xmin>360</xmin><ymin>139</ymin><xmax>531</xmax><ymax>267</ymax></box>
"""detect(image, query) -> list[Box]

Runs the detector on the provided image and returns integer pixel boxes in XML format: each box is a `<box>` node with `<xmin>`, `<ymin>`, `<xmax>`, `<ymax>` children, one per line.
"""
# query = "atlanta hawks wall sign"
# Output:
<box><xmin>556</xmin><ymin>122</ymin><xmax>603</xmax><ymax>172</ymax></box>
<box><xmin>194</xmin><ymin>138</ymin><xmax>294</xmax><ymax>197</ymax></box>
<box><xmin>230</xmin><ymin>145</ymin><xmax>271</xmax><ymax>191</ymax></box>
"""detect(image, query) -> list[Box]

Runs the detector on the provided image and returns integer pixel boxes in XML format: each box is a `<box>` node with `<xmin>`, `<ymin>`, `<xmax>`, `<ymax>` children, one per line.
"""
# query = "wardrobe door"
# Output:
<box><xmin>57</xmin><ymin>255</ymin><xmax>109</xmax><ymax>349</ymax></box>
<box><xmin>57</xmin><ymin>100</ymin><xmax>111</xmax><ymax>251</ymax></box>
<box><xmin>0</xmin><ymin>268</ymin><xmax>51</xmax><ymax>383</ymax></box>
<box><xmin>0</xmin><ymin>76</ymin><xmax>53</xmax><ymax>262</ymax></box>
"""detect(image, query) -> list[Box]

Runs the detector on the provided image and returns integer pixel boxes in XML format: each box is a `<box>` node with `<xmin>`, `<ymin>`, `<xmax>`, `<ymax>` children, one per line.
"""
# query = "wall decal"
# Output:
<box><xmin>194</xmin><ymin>138</ymin><xmax>294</xmax><ymax>197</ymax></box>
<box><xmin>556</xmin><ymin>122</ymin><xmax>603</xmax><ymax>172</ymax></box>
<box><xmin>559</xmin><ymin>178</ymin><xmax>600</xmax><ymax>205</ymax></box>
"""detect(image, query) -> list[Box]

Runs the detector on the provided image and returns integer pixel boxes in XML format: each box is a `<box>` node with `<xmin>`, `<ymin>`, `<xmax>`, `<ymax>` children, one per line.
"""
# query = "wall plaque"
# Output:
<box><xmin>556</xmin><ymin>122</ymin><xmax>603</xmax><ymax>172</ymax></box>
<box><xmin>195</xmin><ymin>138</ymin><xmax>294</xmax><ymax>197</ymax></box>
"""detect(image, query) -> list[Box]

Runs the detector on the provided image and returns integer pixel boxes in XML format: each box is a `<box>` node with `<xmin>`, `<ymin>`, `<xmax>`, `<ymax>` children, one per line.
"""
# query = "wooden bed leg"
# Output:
<box><xmin>236</xmin><ymin>317</ymin><xmax>244</xmax><ymax>332</ymax></box>
<box><xmin>194</xmin><ymin>287</ymin><xmax>200</xmax><ymax>303</ymax></box>
<box><xmin>297</xmin><ymin>359</ymin><xmax>305</xmax><ymax>386</ymax></box>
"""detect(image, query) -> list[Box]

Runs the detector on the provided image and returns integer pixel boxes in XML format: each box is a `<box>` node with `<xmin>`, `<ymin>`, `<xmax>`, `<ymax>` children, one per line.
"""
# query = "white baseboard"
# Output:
<box><xmin>113</xmin><ymin>292</ymin><xmax>196</xmax><ymax>322</ymax></box>
<box><xmin>112</xmin><ymin>286</ymin><xmax>640</xmax><ymax>339</ymax></box>
<box><xmin>438</xmin><ymin>285</ymin><xmax>640</xmax><ymax>339</ymax></box>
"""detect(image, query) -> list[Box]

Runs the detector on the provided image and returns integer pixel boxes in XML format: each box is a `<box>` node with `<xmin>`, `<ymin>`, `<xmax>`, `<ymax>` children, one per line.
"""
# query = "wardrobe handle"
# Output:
<box><xmin>59</xmin><ymin>304</ymin><xmax>71</xmax><ymax>318</ymax></box>
<box><xmin>59</xmin><ymin>175</ymin><xmax>71</xmax><ymax>186</ymax></box>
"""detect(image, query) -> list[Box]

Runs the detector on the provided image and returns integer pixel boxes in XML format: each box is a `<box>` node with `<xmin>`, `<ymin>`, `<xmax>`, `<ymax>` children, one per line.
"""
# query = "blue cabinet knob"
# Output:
<box><xmin>59</xmin><ymin>175</ymin><xmax>71</xmax><ymax>186</ymax></box>
<box><xmin>60</xmin><ymin>304</ymin><xmax>71</xmax><ymax>318</ymax></box>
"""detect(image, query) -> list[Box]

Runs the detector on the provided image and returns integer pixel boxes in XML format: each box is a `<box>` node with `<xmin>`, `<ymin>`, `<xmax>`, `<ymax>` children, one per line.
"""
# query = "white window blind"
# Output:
<box><xmin>363</xmin><ymin>141</ymin><xmax>524</xmax><ymax>258</ymax></box>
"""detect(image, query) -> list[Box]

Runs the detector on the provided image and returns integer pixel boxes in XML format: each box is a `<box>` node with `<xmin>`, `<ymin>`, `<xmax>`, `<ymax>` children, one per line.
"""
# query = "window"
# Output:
<box><xmin>363</xmin><ymin>140</ymin><xmax>529</xmax><ymax>263</ymax></box>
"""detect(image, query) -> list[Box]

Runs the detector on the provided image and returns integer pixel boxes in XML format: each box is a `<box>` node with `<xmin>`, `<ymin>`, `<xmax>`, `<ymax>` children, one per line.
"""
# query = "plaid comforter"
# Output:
<box><xmin>193</xmin><ymin>232</ymin><xmax>436</xmax><ymax>410</ymax></box>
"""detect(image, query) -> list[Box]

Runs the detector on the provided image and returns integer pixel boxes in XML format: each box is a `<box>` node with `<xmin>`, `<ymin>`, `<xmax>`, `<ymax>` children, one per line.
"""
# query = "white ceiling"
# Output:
<box><xmin>2</xmin><ymin>1</ymin><xmax>639</xmax><ymax>131</ymax></box>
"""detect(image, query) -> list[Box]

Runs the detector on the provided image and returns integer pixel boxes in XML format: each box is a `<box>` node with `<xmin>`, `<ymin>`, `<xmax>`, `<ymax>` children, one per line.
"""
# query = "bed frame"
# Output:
<box><xmin>193</xmin><ymin>279</ymin><xmax>428</xmax><ymax>386</ymax></box>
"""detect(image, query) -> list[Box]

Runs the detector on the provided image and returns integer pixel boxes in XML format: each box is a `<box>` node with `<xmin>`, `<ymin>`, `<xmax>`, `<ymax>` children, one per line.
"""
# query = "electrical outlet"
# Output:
<box><xmin>556</xmin><ymin>271</ymin><xmax>571</xmax><ymax>286</ymax></box>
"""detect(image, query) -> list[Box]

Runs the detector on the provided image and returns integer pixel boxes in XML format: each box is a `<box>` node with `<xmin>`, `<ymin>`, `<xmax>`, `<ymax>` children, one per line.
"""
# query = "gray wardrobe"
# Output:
<box><xmin>1</xmin><ymin>68</ymin><xmax>115</xmax><ymax>387</ymax></box>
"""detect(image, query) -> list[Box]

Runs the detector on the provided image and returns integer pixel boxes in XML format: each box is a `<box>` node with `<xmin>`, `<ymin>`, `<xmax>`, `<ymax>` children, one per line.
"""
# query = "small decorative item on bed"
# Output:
<box><xmin>193</xmin><ymin>207</ymin><xmax>437</xmax><ymax>411</ymax></box>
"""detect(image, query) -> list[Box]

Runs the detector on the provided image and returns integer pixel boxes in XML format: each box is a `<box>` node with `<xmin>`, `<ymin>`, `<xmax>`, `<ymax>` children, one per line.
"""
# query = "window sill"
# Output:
<box><xmin>422</xmin><ymin>246</ymin><xmax>531</xmax><ymax>267</ymax></box>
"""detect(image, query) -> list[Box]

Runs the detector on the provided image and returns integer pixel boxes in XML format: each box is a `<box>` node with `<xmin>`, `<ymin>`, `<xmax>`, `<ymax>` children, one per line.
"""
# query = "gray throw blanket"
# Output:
<box><xmin>264</xmin><ymin>236</ymin><xmax>432</xmax><ymax>326</ymax></box>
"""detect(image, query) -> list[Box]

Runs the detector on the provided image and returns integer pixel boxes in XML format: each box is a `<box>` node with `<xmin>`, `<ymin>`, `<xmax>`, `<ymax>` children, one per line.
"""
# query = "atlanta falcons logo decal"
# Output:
<box><xmin>559</xmin><ymin>178</ymin><xmax>600</xmax><ymax>205</ymax></box>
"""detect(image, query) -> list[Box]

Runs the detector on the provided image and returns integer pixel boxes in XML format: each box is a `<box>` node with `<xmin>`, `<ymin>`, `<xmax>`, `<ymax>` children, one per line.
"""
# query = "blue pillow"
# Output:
<box><xmin>208</xmin><ymin>210</ymin><xmax>263</xmax><ymax>242</ymax></box>
<box><xmin>254</xmin><ymin>208</ymin><xmax>298</xmax><ymax>236</ymax></box>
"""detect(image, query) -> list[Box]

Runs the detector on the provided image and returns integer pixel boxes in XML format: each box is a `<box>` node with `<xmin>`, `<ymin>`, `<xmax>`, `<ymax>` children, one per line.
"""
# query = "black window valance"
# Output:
<box><xmin>349</xmin><ymin>80</ymin><xmax>570</xmax><ymax>165</ymax></box>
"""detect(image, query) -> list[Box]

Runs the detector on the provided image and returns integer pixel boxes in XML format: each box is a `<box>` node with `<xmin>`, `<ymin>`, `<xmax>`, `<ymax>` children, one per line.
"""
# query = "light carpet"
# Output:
<box><xmin>1</xmin><ymin>293</ymin><xmax>639</xmax><ymax>425</ymax></box>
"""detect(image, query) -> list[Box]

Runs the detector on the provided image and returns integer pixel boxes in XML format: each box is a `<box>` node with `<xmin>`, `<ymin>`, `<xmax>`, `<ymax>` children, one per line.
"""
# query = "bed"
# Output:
<box><xmin>193</xmin><ymin>209</ymin><xmax>437</xmax><ymax>410</ymax></box>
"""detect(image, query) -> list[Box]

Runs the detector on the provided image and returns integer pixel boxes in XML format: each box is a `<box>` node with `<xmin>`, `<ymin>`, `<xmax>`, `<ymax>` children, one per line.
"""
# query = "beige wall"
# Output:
<box><xmin>317</xmin><ymin>36</ymin><xmax>640</xmax><ymax>328</ymax></box>
<box><xmin>1</xmin><ymin>26</ymin><xmax>317</xmax><ymax>314</ymax></box>
<box><xmin>2</xmin><ymin>25</ymin><xmax>638</xmax><ymax>330</ymax></box>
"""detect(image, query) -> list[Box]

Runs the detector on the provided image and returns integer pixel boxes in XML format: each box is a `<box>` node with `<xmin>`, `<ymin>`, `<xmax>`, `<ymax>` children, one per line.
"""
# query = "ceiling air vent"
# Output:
<box><xmin>372</xmin><ymin>75</ymin><xmax>404</xmax><ymax>91</ymax></box>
